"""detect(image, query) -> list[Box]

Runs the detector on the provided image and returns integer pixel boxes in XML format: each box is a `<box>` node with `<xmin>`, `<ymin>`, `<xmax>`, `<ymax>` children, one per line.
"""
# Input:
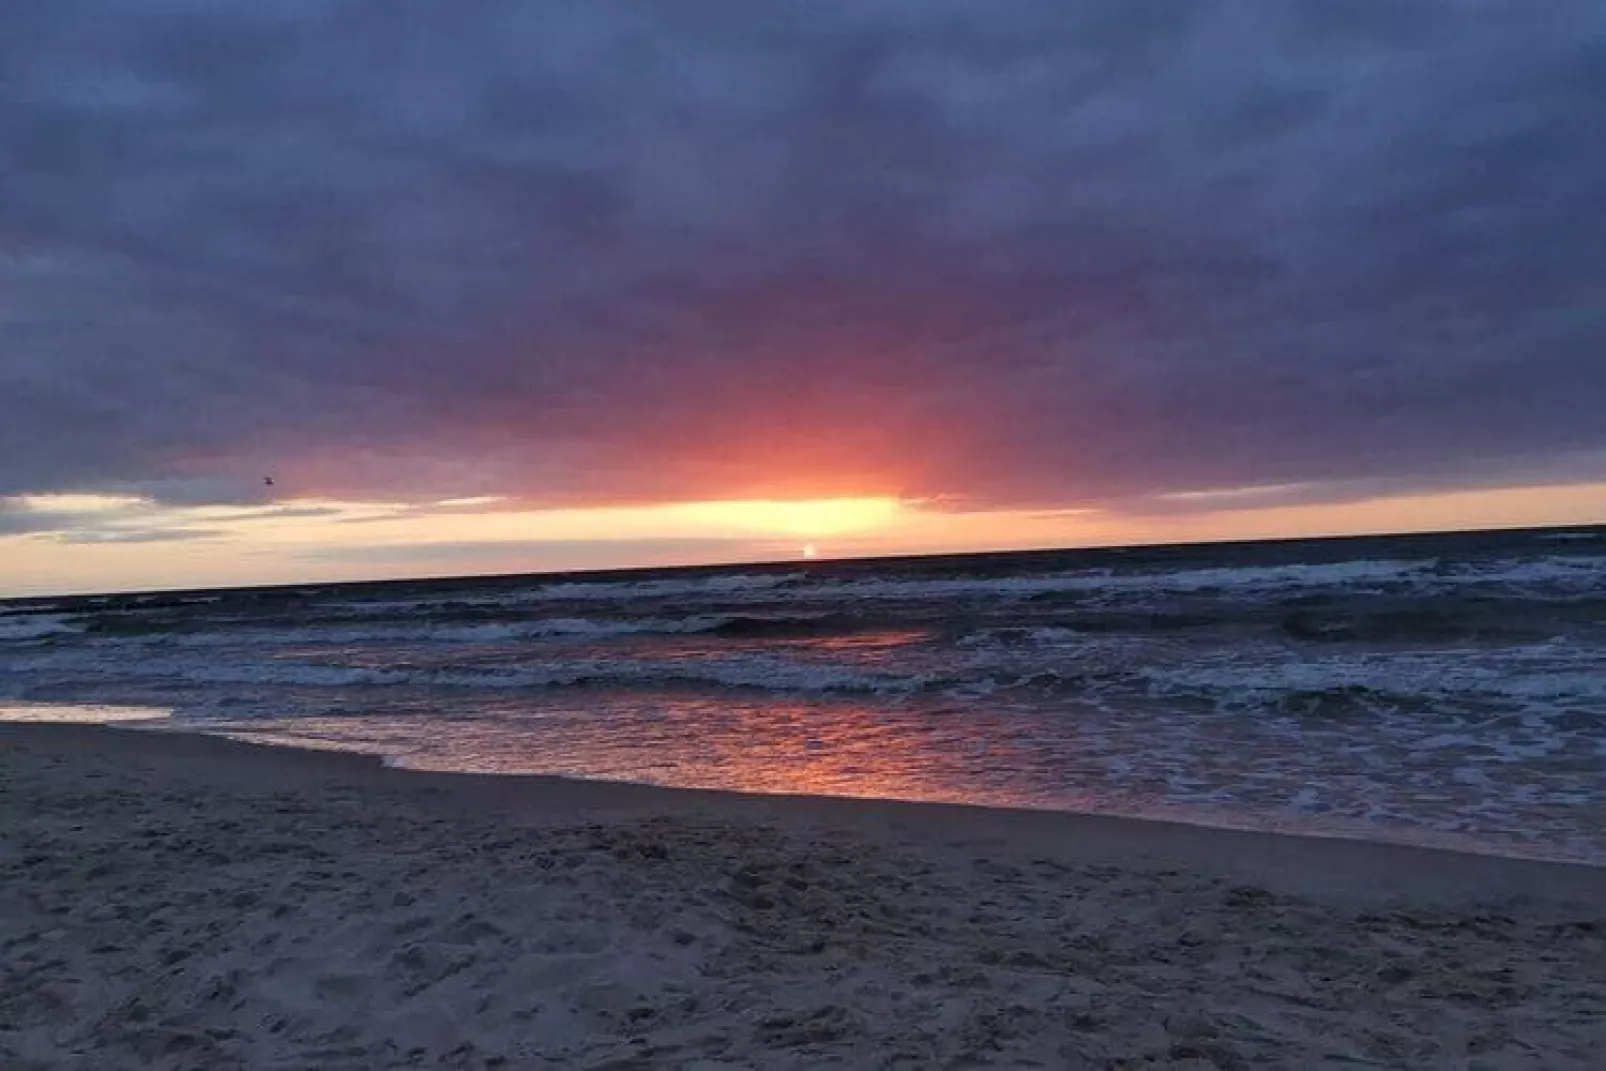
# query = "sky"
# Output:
<box><xmin>3</xmin><ymin>1</ymin><xmax>1605</xmax><ymax>596</ymax></box>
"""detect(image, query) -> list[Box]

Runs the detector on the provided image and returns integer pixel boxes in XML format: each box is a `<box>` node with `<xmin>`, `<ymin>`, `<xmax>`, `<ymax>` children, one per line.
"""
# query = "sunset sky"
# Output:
<box><xmin>3</xmin><ymin>1</ymin><xmax>1605</xmax><ymax>597</ymax></box>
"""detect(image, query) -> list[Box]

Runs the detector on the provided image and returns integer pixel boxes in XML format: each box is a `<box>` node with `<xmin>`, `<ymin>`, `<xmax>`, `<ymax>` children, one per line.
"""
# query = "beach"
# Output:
<box><xmin>2</xmin><ymin>723</ymin><xmax>1602</xmax><ymax>1069</ymax></box>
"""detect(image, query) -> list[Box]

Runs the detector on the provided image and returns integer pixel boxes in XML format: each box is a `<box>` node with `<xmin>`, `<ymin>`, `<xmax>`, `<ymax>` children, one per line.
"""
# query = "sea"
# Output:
<box><xmin>3</xmin><ymin>526</ymin><xmax>1604</xmax><ymax>865</ymax></box>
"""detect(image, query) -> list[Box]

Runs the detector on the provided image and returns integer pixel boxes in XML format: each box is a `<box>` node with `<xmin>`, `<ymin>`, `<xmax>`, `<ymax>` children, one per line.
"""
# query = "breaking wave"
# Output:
<box><xmin>75</xmin><ymin>612</ymin><xmax>848</xmax><ymax>648</ymax></box>
<box><xmin>1143</xmin><ymin>646</ymin><xmax>1606</xmax><ymax>713</ymax></box>
<box><xmin>13</xmin><ymin>651</ymin><xmax>940</xmax><ymax>697</ymax></box>
<box><xmin>530</xmin><ymin>572</ymin><xmax>806</xmax><ymax>602</ymax></box>
<box><xmin>0</xmin><ymin>614</ymin><xmax>85</xmax><ymax>643</ymax></box>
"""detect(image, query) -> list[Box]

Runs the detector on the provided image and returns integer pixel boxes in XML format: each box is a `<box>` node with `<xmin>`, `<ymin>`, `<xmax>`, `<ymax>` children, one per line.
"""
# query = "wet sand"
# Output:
<box><xmin>2</xmin><ymin>722</ymin><xmax>1602</xmax><ymax>1069</ymax></box>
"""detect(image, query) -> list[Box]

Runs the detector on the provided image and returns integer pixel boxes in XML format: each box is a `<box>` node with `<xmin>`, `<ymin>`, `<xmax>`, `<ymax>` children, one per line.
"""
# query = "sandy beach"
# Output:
<box><xmin>2</xmin><ymin>724</ymin><xmax>1602</xmax><ymax>1069</ymax></box>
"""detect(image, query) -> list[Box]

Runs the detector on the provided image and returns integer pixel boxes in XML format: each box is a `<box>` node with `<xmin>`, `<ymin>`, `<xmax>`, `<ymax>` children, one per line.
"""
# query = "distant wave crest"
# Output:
<box><xmin>0</xmin><ymin>614</ymin><xmax>85</xmax><ymax>643</ymax></box>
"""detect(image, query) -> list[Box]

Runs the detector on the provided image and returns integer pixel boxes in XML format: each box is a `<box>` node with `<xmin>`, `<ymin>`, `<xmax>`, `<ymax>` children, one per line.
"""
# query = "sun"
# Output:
<box><xmin>802</xmin><ymin>543</ymin><xmax>820</xmax><ymax>559</ymax></box>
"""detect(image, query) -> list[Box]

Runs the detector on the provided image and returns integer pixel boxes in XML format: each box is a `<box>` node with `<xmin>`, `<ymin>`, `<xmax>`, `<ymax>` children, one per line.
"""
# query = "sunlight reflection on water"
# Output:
<box><xmin>189</xmin><ymin>690</ymin><xmax>1606</xmax><ymax>866</ymax></box>
<box><xmin>200</xmin><ymin>695</ymin><xmax>1107</xmax><ymax>810</ymax></box>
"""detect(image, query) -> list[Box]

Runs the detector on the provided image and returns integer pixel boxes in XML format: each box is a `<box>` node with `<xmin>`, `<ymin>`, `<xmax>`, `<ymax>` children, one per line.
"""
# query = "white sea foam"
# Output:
<box><xmin>180</xmin><ymin>655</ymin><xmax>929</xmax><ymax>696</ymax></box>
<box><xmin>1143</xmin><ymin>644</ymin><xmax>1606</xmax><ymax>711</ymax></box>
<box><xmin>1465</xmin><ymin>555</ymin><xmax>1606</xmax><ymax>591</ymax></box>
<box><xmin>793</xmin><ymin>555</ymin><xmax>1606</xmax><ymax>604</ymax></box>
<box><xmin>1100</xmin><ymin>559</ymin><xmax>1432</xmax><ymax>593</ymax></box>
<box><xmin>8</xmin><ymin>649</ymin><xmax>933</xmax><ymax>696</ymax></box>
<box><xmin>780</xmin><ymin>559</ymin><xmax>1433</xmax><ymax>604</ymax></box>
<box><xmin>529</xmin><ymin>573</ymin><xmax>806</xmax><ymax>602</ymax></box>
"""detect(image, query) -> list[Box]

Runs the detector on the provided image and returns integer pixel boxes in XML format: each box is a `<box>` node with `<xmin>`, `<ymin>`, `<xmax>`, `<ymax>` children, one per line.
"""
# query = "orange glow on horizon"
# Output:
<box><xmin>4</xmin><ymin>480</ymin><xmax>1606</xmax><ymax>598</ymax></box>
<box><xmin>674</xmin><ymin>497</ymin><xmax>903</xmax><ymax>537</ymax></box>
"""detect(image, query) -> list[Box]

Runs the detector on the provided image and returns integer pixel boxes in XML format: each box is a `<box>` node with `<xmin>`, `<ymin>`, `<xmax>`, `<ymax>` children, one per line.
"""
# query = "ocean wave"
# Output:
<box><xmin>1099</xmin><ymin>559</ymin><xmax>1433</xmax><ymax>594</ymax></box>
<box><xmin>1276</xmin><ymin>607</ymin><xmax>1519</xmax><ymax>643</ymax></box>
<box><xmin>62</xmin><ymin>555</ymin><xmax>1605</xmax><ymax>643</ymax></box>
<box><xmin>127</xmin><ymin>593</ymin><xmax>224</xmax><ymax>608</ymax></box>
<box><xmin>305</xmin><ymin>559</ymin><xmax>1445</xmax><ymax>616</ymax></box>
<box><xmin>798</xmin><ymin>555</ymin><xmax>1606</xmax><ymax>605</ymax></box>
<box><xmin>775</xmin><ymin>559</ymin><xmax>1436</xmax><ymax>604</ymax></box>
<box><xmin>78</xmin><ymin>612</ymin><xmax>851</xmax><ymax>649</ymax></box>
<box><xmin>957</xmin><ymin>626</ymin><xmax>1085</xmax><ymax>648</ymax></box>
<box><xmin>532</xmin><ymin>572</ymin><xmax>806</xmax><ymax>602</ymax></box>
<box><xmin>62</xmin><ymin>652</ymin><xmax>938</xmax><ymax>696</ymax></box>
<box><xmin>309</xmin><ymin>572</ymin><xmax>806</xmax><ymax>618</ymax></box>
<box><xmin>1465</xmin><ymin>555</ymin><xmax>1606</xmax><ymax>590</ymax></box>
<box><xmin>1143</xmin><ymin>647</ymin><xmax>1606</xmax><ymax>712</ymax></box>
<box><xmin>701</xmin><ymin>613</ymin><xmax>850</xmax><ymax>638</ymax></box>
<box><xmin>0</xmin><ymin>614</ymin><xmax>85</xmax><ymax>643</ymax></box>
<box><xmin>0</xmin><ymin>602</ymin><xmax>66</xmax><ymax>615</ymax></box>
<box><xmin>155</xmin><ymin>617</ymin><xmax>717</xmax><ymax>647</ymax></box>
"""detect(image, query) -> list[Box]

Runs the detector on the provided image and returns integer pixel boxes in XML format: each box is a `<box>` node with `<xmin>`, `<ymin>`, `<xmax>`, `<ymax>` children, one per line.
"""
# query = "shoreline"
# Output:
<box><xmin>5</xmin><ymin>720</ymin><xmax>1604</xmax><ymax>1067</ymax></box>
<box><xmin>108</xmin><ymin>715</ymin><xmax>1606</xmax><ymax>873</ymax></box>
<box><xmin>7</xmin><ymin>720</ymin><xmax>1606</xmax><ymax>906</ymax></box>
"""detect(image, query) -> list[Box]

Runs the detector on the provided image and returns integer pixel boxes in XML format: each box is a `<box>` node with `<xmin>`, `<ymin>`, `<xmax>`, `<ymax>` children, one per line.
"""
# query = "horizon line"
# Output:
<box><xmin>4</xmin><ymin>518</ymin><xmax>1600</xmax><ymax>605</ymax></box>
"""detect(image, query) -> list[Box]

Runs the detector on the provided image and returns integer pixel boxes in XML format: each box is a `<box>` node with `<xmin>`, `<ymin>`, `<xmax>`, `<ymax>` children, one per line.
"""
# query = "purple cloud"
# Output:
<box><xmin>1</xmin><ymin>0</ymin><xmax>1603</xmax><ymax>511</ymax></box>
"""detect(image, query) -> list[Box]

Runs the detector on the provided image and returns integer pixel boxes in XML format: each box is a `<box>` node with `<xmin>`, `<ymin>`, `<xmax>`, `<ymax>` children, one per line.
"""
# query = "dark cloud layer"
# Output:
<box><xmin>3</xmin><ymin>0</ymin><xmax>1604</xmax><ymax>511</ymax></box>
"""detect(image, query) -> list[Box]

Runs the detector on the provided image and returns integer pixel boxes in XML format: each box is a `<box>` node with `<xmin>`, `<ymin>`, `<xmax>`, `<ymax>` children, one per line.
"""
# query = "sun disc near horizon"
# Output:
<box><xmin>802</xmin><ymin>543</ymin><xmax>820</xmax><ymax>559</ymax></box>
